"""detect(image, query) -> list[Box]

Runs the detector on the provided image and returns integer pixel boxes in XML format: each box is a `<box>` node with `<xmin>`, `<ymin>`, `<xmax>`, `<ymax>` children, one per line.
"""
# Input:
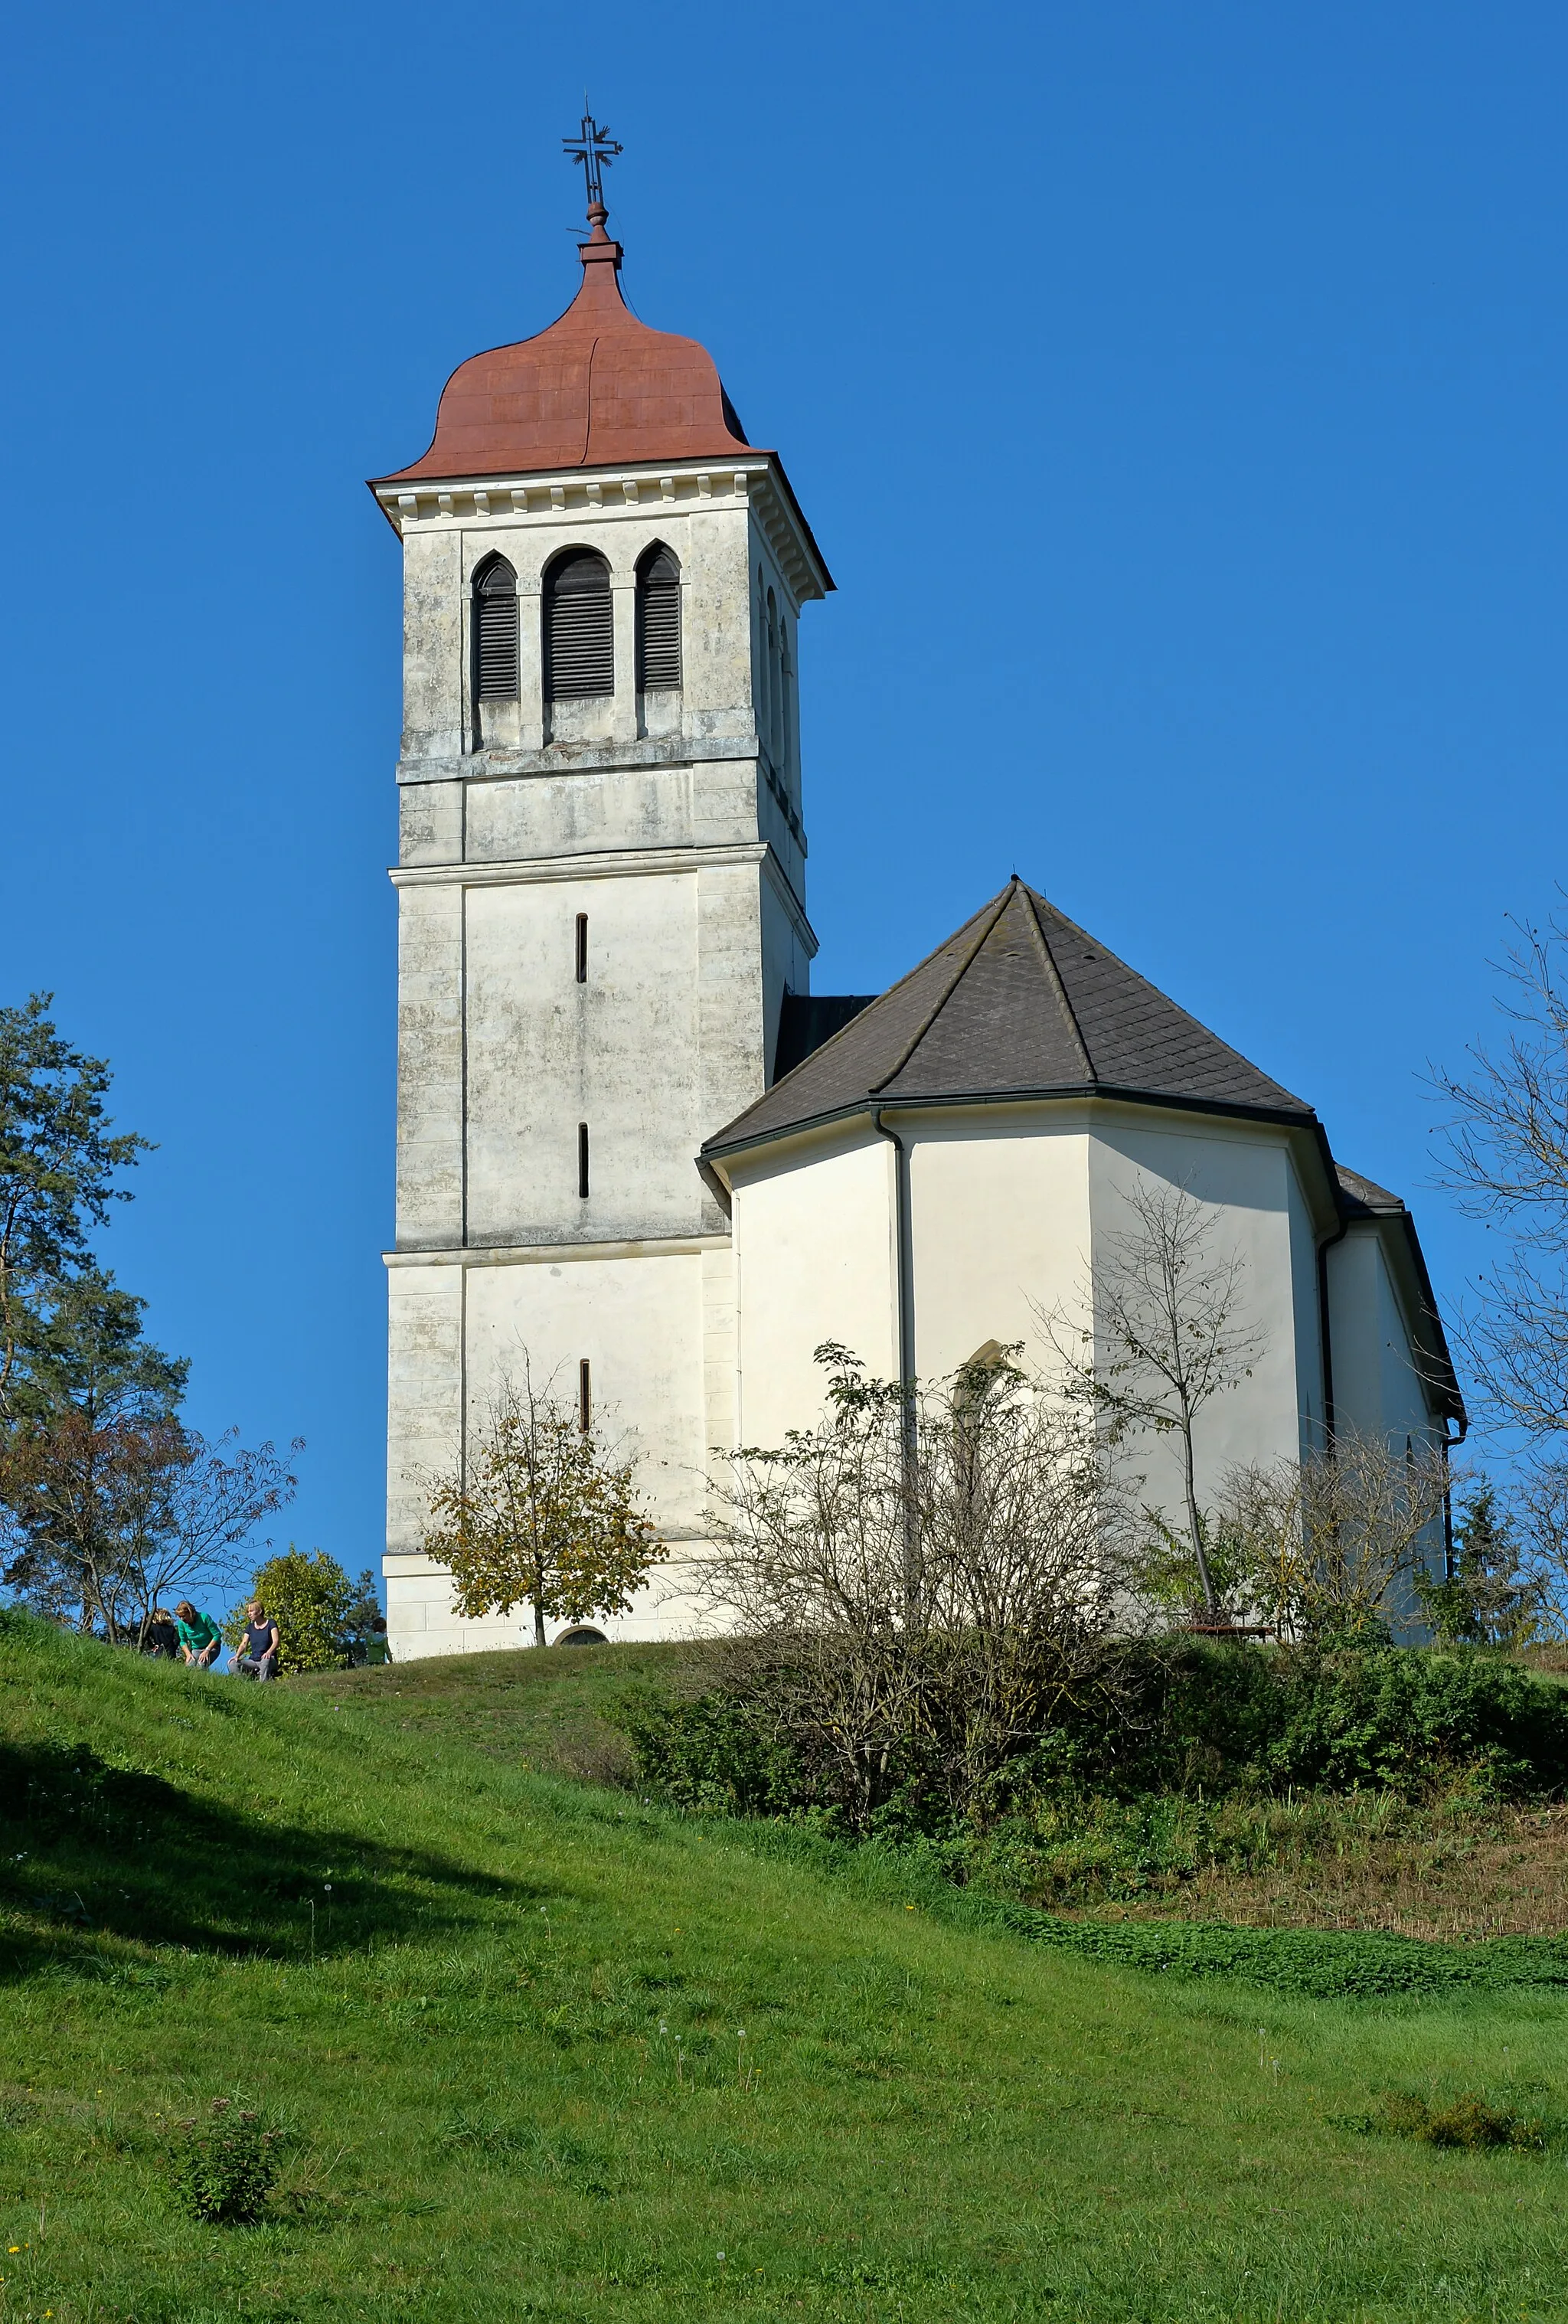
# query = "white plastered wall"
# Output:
<box><xmin>1323</xmin><ymin>1225</ymin><xmax>1448</xmax><ymax>1634</ymax></box>
<box><xmin>1085</xmin><ymin>1119</ymin><xmax>1323</xmax><ymax>1524</ymax></box>
<box><xmin>724</xmin><ymin>1104</ymin><xmax>1326</xmax><ymax>1509</ymax></box>
<box><xmin>903</xmin><ymin>1110</ymin><xmax>1092</xmax><ymax>1377</ymax></box>
<box><xmin>464</xmin><ymin>869</ymin><xmax>710</xmax><ymax>1247</ymax></box>
<box><xmin>730</xmin><ymin>1129</ymin><xmax>898</xmax><ymax>1448</ymax></box>
<box><xmin>1325</xmin><ymin>1228</ymin><xmax>1439</xmax><ymax>1450</ymax></box>
<box><xmin>386</xmin><ymin>1244</ymin><xmax>736</xmax><ymax>1656</ymax></box>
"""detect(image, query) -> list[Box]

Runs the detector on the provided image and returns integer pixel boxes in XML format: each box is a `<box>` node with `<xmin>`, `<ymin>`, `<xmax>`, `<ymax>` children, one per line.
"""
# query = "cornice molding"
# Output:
<box><xmin>373</xmin><ymin>456</ymin><xmax>828</xmax><ymax>607</ymax></box>
<box><xmin>385</xmin><ymin>1231</ymin><xmax>732</xmax><ymax>1270</ymax></box>
<box><xmin>398</xmin><ymin>737</ymin><xmax>756</xmax><ymax>783</ymax></box>
<box><xmin>389</xmin><ymin>838</ymin><xmax>818</xmax><ymax>950</ymax></box>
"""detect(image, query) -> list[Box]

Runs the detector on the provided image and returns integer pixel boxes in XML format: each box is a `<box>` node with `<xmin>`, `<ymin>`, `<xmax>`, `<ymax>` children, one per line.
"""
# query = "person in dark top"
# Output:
<box><xmin>142</xmin><ymin>1608</ymin><xmax>180</xmax><ymax>1659</ymax></box>
<box><xmin>232</xmin><ymin>1600</ymin><xmax>279</xmax><ymax>1682</ymax></box>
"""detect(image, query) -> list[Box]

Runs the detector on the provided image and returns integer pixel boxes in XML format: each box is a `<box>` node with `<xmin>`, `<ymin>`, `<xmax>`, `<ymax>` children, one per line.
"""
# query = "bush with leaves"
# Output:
<box><xmin>619</xmin><ymin>1639</ymin><xmax>1568</xmax><ymax>1826</ymax></box>
<box><xmin>609</xmin><ymin>1679</ymin><xmax>805</xmax><ymax>1817</ymax></box>
<box><xmin>165</xmin><ymin>2098</ymin><xmax>280</xmax><ymax>2224</ymax></box>
<box><xmin>234</xmin><ymin>1547</ymin><xmax>354</xmax><ymax>1674</ymax></box>
<box><xmin>694</xmin><ymin>1343</ymin><xmax>1135</xmax><ymax>1830</ymax></box>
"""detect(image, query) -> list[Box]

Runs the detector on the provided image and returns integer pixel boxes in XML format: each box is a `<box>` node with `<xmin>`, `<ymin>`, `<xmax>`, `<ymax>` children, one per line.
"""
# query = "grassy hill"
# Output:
<box><xmin>4</xmin><ymin>1618</ymin><xmax>1568</xmax><ymax>2322</ymax></box>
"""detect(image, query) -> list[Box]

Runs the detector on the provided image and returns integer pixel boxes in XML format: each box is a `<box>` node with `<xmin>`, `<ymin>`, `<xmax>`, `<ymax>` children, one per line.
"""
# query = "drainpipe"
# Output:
<box><xmin>871</xmin><ymin>1106</ymin><xmax>920</xmax><ymax>1614</ymax></box>
<box><xmin>1440</xmin><ymin>1416</ymin><xmax>1469</xmax><ymax>1581</ymax></box>
<box><xmin>1315</xmin><ymin>1214</ymin><xmax>1349</xmax><ymax>1453</ymax></box>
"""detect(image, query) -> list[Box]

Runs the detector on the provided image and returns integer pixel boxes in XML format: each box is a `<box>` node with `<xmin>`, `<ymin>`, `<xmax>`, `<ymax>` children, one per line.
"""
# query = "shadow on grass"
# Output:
<box><xmin>0</xmin><ymin>1739</ymin><xmax>546</xmax><ymax>1979</ymax></box>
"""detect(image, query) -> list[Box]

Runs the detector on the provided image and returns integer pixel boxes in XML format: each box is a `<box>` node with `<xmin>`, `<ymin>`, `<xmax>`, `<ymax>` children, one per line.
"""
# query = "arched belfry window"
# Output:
<box><xmin>636</xmin><ymin>544</ymin><xmax>681</xmax><ymax>689</ymax></box>
<box><xmin>473</xmin><ymin>554</ymin><xmax>519</xmax><ymax>700</ymax></box>
<box><xmin>544</xmin><ymin>549</ymin><xmax>613</xmax><ymax>700</ymax></box>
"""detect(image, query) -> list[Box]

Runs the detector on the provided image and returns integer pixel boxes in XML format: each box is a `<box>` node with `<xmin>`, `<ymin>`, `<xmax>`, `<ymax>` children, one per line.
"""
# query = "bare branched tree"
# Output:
<box><xmin>1219</xmin><ymin>1429</ymin><xmax>1455</xmax><ymax>1645</ymax></box>
<box><xmin>1511</xmin><ymin>1463</ymin><xmax>1568</xmax><ymax>1641</ymax></box>
<box><xmin>700</xmin><ymin>1345</ymin><xmax>1132</xmax><ymax>1828</ymax></box>
<box><xmin>1040</xmin><ymin>1180</ymin><xmax>1266</xmax><ymax>1619</ymax></box>
<box><xmin>1431</xmin><ymin>910</ymin><xmax>1568</xmax><ymax>1446</ymax></box>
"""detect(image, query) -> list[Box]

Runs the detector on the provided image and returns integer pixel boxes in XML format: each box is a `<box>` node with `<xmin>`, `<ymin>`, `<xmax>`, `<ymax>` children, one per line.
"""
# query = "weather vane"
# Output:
<box><xmin>564</xmin><ymin>103</ymin><xmax>622</xmax><ymax>224</ymax></box>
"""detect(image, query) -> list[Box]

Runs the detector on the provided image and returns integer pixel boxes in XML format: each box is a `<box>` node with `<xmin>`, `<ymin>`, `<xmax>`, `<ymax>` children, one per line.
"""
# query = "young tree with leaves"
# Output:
<box><xmin>1042</xmin><ymin>1179</ymin><xmax>1265</xmax><ymax>1620</ymax></box>
<box><xmin>0</xmin><ymin>995</ymin><xmax>299</xmax><ymax>1640</ymax></box>
<box><xmin>236</xmin><ymin>1548</ymin><xmax>356</xmax><ymax>1673</ymax></box>
<box><xmin>422</xmin><ymin>1364</ymin><xmax>666</xmax><ymax>1647</ymax></box>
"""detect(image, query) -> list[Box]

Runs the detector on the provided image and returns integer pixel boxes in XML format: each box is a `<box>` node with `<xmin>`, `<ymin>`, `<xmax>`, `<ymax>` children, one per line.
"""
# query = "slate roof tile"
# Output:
<box><xmin>706</xmin><ymin>878</ymin><xmax>1313</xmax><ymax>1152</ymax></box>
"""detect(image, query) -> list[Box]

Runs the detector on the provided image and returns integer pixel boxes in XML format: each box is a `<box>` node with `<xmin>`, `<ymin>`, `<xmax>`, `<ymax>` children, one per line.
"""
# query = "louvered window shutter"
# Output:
<box><xmin>637</xmin><ymin>548</ymin><xmax>682</xmax><ymax>689</ymax></box>
<box><xmin>544</xmin><ymin>553</ymin><xmax>613</xmax><ymax>700</ymax></box>
<box><xmin>474</xmin><ymin>557</ymin><xmax>519</xmax><ymax>698</ymax></box>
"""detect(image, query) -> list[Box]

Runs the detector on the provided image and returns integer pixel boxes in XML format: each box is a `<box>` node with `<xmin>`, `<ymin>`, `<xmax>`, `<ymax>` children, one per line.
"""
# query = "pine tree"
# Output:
<box><xmin>1416</xmin><ymin>1483</ymin><xmax>1537</xmax><ymax>1648</ymax></box>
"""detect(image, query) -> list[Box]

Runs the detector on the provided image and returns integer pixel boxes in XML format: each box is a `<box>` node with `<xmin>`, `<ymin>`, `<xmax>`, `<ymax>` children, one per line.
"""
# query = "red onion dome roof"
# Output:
<box><xmin>376</xmin><ymin>224</ymin><xmax>754</xmax><ymax>485</ymax></box>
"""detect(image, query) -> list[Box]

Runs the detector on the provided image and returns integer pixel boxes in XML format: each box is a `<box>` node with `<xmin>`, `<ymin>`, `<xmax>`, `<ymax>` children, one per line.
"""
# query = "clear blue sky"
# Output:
<box><xmin>4</xmin><ymin>1</ymin><xmax>1563</xmax><ymax>1571</ymax></box>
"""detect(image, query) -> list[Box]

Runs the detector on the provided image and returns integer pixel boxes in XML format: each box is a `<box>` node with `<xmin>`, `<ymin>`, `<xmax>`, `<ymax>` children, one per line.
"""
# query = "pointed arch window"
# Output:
<box><xmin>473</xmin><ymin>554</ymin><xmax>519</xmax><ymax>699</ymax></box>
<box><xmin>636</xmin><ymin>543</ymin><xmax>681</xmax><ymax>689</ymax></box>
<box><xmin>544</xmin><ymin>549</ymin><xmax>613</xmax><ymax>700</ymax></box>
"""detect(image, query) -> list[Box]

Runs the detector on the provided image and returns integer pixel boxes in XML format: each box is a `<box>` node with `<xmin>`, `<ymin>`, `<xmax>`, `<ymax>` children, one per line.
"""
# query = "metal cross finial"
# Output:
<box><xmin>564</xmin><ymin>103</ymin><xmax>622</xmax><ymax>221</ymax></box>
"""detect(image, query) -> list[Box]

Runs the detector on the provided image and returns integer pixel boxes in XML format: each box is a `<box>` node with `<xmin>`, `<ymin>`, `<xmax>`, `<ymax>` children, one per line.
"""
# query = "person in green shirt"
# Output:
<box><xmin>173</xmin><ymin>1601</ymin><xmax>223</xmax><ymax>1669</ymax></box>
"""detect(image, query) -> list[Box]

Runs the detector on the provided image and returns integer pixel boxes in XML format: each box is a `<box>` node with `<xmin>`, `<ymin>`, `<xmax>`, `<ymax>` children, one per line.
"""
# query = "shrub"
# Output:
<box><xmin>608</xmin><ymin>1684</ymin><xmax>803</xmax><ymax>1817</ymax></box>
<box><xmin>1377</xmin><ymin>2091</ymin><xmax>1543</xmax><ymax>2149</ymax></box>
<box><xmin>237</xmin><ymin>1548</ymin><xmax>354</xmax><ymax>1674</ymax></box>
<box><xmin>166</xmin><ymin>2098</ymin><xmax>280</xmax><ymax>2223</ymax></box>
<box><xmin>1261</xmin><ymin>1649</ymin><xmax>1568</xmax><ymax>1799</ymax></box>
<box><xmin>615</xmin><ymin>1644</ymin><xmax>1568</xmax><ymax>1830</ymax></box>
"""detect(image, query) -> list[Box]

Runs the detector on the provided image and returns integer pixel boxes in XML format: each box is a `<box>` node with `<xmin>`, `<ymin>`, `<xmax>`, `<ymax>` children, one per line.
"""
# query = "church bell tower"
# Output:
<box><xmin>371</xmin><ymin>123</ymin><xmax>833</xmax><ymax>1656</ymax></box>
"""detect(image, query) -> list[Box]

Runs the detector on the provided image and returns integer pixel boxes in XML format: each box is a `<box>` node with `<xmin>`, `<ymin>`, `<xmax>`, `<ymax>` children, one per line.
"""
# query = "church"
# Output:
<box><xmin>372</xmin><ymin>142</ymin><xmax>1463</xmax><ymax>1660</ymax></box>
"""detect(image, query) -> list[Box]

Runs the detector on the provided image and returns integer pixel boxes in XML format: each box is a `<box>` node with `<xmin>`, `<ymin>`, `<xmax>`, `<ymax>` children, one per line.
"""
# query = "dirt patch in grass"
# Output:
<box><xmin>1101</xmin><ymin>1799</ymin><xmax>1568</xmax><ymax>1942</ymax></box>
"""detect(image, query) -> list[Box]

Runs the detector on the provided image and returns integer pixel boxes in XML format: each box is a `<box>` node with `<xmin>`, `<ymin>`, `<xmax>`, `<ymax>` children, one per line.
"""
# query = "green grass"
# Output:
<box><xmin>5</xmin><ymin>1622</ymin><xmax>1568</xmax><ymax>2321</ymax></box>
<box><xmin>288</xmin><ymin>1638</ymin><xmax>678</xmax><ymax>1785</ymax></box>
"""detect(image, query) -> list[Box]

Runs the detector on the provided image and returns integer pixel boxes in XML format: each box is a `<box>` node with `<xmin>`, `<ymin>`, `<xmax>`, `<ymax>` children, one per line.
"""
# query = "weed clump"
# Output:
<box><xmin>1377</xmin><ymin>2091</ymin><xmax>1543</xmax><ymax>2150</ymax></box>
<box><xmin>166</xmin><ymin>2097</ymin><xmax>280</xmax><ymax>2223</ymax></box>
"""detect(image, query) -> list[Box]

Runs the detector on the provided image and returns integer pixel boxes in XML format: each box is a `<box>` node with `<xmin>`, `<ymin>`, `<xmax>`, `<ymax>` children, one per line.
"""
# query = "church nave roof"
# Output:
<box><xmin>705</xmin><ymin>877</ymin><xmax>1315</xmax><ymax>1155</ymax></box>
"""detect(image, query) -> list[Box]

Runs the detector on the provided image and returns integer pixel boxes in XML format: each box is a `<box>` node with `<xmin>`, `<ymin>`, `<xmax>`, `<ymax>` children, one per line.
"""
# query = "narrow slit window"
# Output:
<box><xmin>473</xmin><ymin>554</ymin><xmax>519</xmax><ymax>698</ymax></box>
<box><xmin>578</xmin><ymin>1358</ymin><xmax>592</xmax><ymax>1433</ymax></box>
<box><xmin>766</xmin><ymin>587</ymin><xmax>782</xmax><ymax>763</ymax></box>
<box><xmin>544</xmin><ymin>550</ymin><xmax>613</xmax><ymax>699</ymax></box>
<box><xmin>577</xmin><ymin>1121</ymin><xmax>590</xmax><ymax>1199</ymax></box>
<box><xmin>575</xmin><ymin>912</ymin><xmax>588</xmax><ymax>983</ymax></box>
<box><xmin>636</xmin><ymin>544</ymin><xmax>681</xmax><ymax>688</ymax></box>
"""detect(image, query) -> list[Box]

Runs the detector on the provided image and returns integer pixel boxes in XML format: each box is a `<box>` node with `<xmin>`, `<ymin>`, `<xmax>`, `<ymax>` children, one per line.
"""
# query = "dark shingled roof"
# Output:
<box><xmin>1334</xmin><ymin>1163</ymin><xmax>1405</xmax><ymax>1214</ymax></box>
<box><xmin>707</xmin><ymin>878</ymin><xmax>1313</xmax><ymax>1155</ymax></box>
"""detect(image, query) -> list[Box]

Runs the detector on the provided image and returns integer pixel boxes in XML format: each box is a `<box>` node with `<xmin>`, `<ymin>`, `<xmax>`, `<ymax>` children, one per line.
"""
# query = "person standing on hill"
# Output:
<box><xmin>232</xmin><ymin>1600</ymin><xmax>279</xmax><ymax>1682</ymax></box>
<box><xmin>173</xmin><ymin>1601</ymin><xmax>222</xmax><ymax>1669</ymax></box>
